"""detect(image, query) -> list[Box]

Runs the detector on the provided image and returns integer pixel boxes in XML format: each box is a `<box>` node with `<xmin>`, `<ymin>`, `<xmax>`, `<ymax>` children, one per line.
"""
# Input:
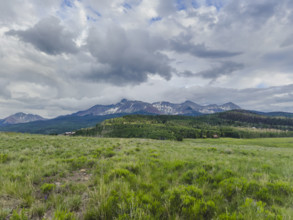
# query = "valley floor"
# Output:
<box><xmin>0</xmin><ymin>133</ymin><xmax>293</xmax><ymax>219</ymax></box>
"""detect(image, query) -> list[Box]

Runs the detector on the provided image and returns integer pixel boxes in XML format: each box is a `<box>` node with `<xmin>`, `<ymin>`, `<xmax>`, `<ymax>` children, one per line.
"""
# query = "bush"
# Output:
<box><xmin>191</xmin><ymin>200</ymin><xmax>216</xmax><ymax>219</ymax></box>
<box><xmin>107</xmin><ymin>168</ymin><xmax>134</xmax><ymax>182</ymax></box>
<box><xmin>176</xmin><ymin>136</ymin><xmax>183</xmax><ymax>141</ymax></box>
<box><xmin>219</xmin><ymin>177</ymin><xmax>247</xmax><ymax>200</ymax></box>
<box><xmin>10</xmin><ymin>209</ymin><xmax>28</xmax><ymax>220</ymax></box>
<box><xmin>267</xmin><ymin>181</ymin><xmax>292</xmax><ymax>196</ymax></box>
<box><xmin>246</xmin><ymin>181</ymin><xmax>262</xmax><ymax>195</ymax></box>
<box><xmin>94</xmin><ymin>147</ymin><xmax>115</xmax><ymax>158</ymax></box>
<box><xmin>0</xmin><ymin>153</ymin><xmax>9</xmax><ymax>163</ymax></box>
<box><xmin>53</xmin><ymin>210</ymin><xmax>76</xmax><ymax>220</ymax></box>
<box><xmin>255</xmin><ymin>187</ymin><xmax>272</xmax><ymax>204</ymax></box>
<box><xmin>218</xmin><ymin>212</ymin><xmax>238</xmax><ymax>220</ymax></box>
<box><xmin>166</xmin><ymin>185</ymin><xmax>203</xmax><ymax>216</ymax></box>
<box><xmin>40</xmin><ymin>183</ymin><xmax>56</xmax><ymax>194</ymax></box>
<box><xmin>123</xmin><ymin>163</ymin><xmax>140</xmax><ymax>174</ymax></box>
<box><xmin>84</xmin><ymin>209</ymin><xmax>100</xmax><ymax>220</ymax></box>
<box><xmin>182</xmin><ymin>170</ymin><xmax>196</xmax><ymax>184</ymax></box>
<box><xmin>182</xmin><ymin>168</ymin><xmax>212</xmax><ymax>185</ymax></box>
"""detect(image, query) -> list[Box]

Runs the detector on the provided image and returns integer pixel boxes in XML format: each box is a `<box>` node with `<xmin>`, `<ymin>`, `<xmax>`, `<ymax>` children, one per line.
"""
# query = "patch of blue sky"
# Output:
<box><xmin>176</xmin><ymin>0</ymin><xmax>187</xmax><ymax>11</ymax></box>
<box><xmin>257</xmin><ymin>83</ymin><xmax>268</xmax><ymax>89</ymax></box>
<box><xmin>87</xmin><ymin>16</ymin><xmax>97</xmax><ymax>22</ymax></box>
<box><xmin>123</xmin><ymin>3</ymin><xmax>132</xmax><ymax>10</ymax></box>
<box><xmin>206</xmin><ymin>0</ymin><xmax>223</xmax><ymax>11</ymax></box>
<box><xmin>191</xmin><ymin>0</ymin><xmax>200</xmax><ymax>9</ymax></box>
<box><xmin>61</xmin><ymin>0</ymin><xmax>74</xmax><ymax>8</ymax></box>
<box><xmin>150</xmin><ymin>16</ymin><xmax>162</xmax><ymax>24</ymax></box>
<box><xmin>86</xmin><ymin>6</ymin><xmax>102</xmax><ymax>17</ymax></box>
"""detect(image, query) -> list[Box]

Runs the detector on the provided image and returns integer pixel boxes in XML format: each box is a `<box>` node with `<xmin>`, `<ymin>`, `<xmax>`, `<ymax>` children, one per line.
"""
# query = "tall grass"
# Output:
<box><xmin>0</xmin><ymin>133</ymin><xmax>293</xmax><ymax>219</ymax></box>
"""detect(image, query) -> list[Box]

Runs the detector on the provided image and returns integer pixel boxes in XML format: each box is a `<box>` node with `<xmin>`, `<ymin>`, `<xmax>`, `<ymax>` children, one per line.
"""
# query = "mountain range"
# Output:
<box><xmin>0</xmin><ymin>99</ymin><xmax>241</xmax><ymax>134</ymax></box>
<box><xmin>2</xmin><ymin>99</ymin><xmax>293</xmax><ymax>135</ymax></box>
<box><xmin>0</xmin><ymin>112</ymin><xmax>45</xmax><ymax>125</ymax></box>
<box><xmin>74</xmin><ymin>99</ymin><xmax>241</xmax><ymax>116</ymax></box>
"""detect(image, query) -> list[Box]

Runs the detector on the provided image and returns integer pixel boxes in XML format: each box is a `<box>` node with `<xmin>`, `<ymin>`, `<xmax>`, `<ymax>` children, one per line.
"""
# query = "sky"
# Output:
<box><xmin>1</xmin><ymin>0</ymin><xmax>293</xmax><ymax>118</ymax></box>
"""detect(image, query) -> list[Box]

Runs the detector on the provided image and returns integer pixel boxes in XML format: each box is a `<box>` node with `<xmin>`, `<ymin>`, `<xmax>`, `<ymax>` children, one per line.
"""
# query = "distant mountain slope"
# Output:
<box><xmin>248</xmin><ymin>110</ymin><xmax>293</xmax><ymax>118</ymax></box>
<box><xmin>75</xmin><ymin>110</ymin><xmax>293</xmax><ymax>140</ymax></box>
<box><xmin>74</xmin><ymin>99</ymin><xmax>241</xmax><ymax>116</ymax></box>
<box><xmin>0</xmin><ymin>113</ymin><xmax>128</xmax><ymax>134</ymax></box>
<box><xmin>0</xmin><ymin>99</ymin><xmax>240</xmax><ymax>134</ymax></box>
<box><xmin>0</xmin><ymin>112</ymin><xmax>45</xmax><ymax>125</ymax></box>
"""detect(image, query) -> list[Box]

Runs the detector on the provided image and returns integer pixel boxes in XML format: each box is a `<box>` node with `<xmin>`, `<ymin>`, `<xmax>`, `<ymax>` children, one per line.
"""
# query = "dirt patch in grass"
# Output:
<box><xmin>0</xmin><ymin>195</ymin><xmax>21</xmax><ymax>219</ymax></box>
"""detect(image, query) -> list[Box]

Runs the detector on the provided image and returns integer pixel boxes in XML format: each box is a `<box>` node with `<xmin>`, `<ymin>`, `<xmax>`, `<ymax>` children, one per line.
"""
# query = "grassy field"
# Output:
<box><xmin>0</xmin><ymin>133</ymin><xmax>293</xmax><ymax>219</ymax></box>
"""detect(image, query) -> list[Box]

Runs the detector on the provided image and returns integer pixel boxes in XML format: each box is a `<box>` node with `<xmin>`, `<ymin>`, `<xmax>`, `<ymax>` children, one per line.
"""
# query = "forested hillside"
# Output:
<box><xmin>75</xmin><ymin>110</ymin><xmax>293</xmax><ymax>140</ymax></box>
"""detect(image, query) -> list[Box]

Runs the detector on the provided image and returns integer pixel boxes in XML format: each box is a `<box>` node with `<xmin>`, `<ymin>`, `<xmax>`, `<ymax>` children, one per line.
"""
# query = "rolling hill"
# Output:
<box><xmin>75</xmin><ymin>110</ymin><xmax>293</xmax><ymax>139</ymax></box>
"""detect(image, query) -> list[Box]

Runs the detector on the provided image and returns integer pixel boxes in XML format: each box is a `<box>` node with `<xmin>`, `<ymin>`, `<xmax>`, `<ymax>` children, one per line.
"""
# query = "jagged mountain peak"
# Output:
<box><xmin>221</xmin><ymin>102</ymin><xmax>240</xmax><ymax>108</ymax></box>
<box><xmin>74</xmin><ymin>99</ymin><xmax>241</xmax><ymax>116</ymax></box>
<box><xmin>119</xmin><ymin>98</ymin><xmax>130</xmax><ymax>103</ymax></box>
<box><xmin>1</xmin><ymin>112</ymin><xmax>45</xmax><ymax>125</ymax></box>
<box><xmin>182</xmin><ymin>100</ymin><xmax>195</xmax><ymax>105</ymax></box>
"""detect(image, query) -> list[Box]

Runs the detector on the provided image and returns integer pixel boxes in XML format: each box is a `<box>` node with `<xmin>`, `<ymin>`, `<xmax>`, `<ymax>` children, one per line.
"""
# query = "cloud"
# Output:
<box><xmin>85</xmin><ymin>25</ymin><xmax>173</xmax><ymax>85</ymax></box>
<box><xmin>170</xmin><ymin>36</ymin><xmax>242</xmax><ymax>59</ymax></box>
<box><xmin>1</xmin><ymin>0</ymin><xmax>293</xmax><ymax>117</ymax></box>
<box><xmin>220</xmin><ymin>0</ymin><xmax>278</xmax><ymax>29</ymax></box>
<box><xmin>6</xmin><ymin>16</ymin><xmax>78</xmax><ymax>55</ymax></box>
<box><xmin>0</xmin><ymin>80</ymin><xmax>11</xmax><ymax>98</ymax></box>
<box><xmin>158</xmin><ymin>83</ymin><xmax>293</xmax><ymax>112</ymax></box>
<box><xmin>280</xmin><ymin>37</ymin><xmax>293</xmax><ymax>48</ymax></box>
<box><xmin>196</xmin><ymin>61</ymin><xmax>244</xmax><ymax>79</ymax></box>
<box><xmin>177</xmin><ymin>61</ymin><xmax>244</xmax><ymax>80</ymax></box>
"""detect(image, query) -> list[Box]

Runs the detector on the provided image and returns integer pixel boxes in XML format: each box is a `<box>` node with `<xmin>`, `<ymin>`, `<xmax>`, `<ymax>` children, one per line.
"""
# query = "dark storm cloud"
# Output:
<box><xmin>85</xmin><ymin>26</ymin><xmax>173</xmax><ymax>85</ymax></box>
<box><xmin>178</xmin><ymin>61</ymin><xmax>244</xmax><ymax>79</ymax></box>
<box><xmin>6</xmin><ymin>16</ymin><xmax>78</xmax><ymax>55</ymax></box>
<box><xmin>170</xmin><ymin>36</ymin><xmax>242</xmax><ymax>59</ymax></box>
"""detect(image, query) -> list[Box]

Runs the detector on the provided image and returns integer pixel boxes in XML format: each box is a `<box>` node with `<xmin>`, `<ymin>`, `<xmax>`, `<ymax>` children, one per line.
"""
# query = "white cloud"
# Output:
<box><xmin>1</xmin><ymin>0</ymin><xmax>293</xmax><ymax>117</ymax></box>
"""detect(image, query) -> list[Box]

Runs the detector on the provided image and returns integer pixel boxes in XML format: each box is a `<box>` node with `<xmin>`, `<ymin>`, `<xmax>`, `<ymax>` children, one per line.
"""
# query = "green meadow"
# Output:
<box><xmin>0</xmin><ymin>133</ymin><xmax>293</xmax><ymax>219</ymax></box>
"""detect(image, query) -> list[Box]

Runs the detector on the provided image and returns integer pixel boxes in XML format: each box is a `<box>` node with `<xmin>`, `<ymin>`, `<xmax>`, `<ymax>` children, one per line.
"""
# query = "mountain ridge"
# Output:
<box><xmin>0</xmin><ymin>112</ymin><xmax>46</xmax><ymax>125</ymax></box>
<box><xmin>74</xmin><ymin>99</ymin><xmax>241</xmax><ymax>116</ymax></box>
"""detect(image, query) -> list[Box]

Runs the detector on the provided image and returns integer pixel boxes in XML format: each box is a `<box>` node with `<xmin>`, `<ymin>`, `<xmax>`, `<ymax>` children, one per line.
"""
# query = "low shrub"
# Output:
<box><xmin>53</xmin><ymin>210</ymin><xmax>76</xmax><ymax>220</ymax></box>
<box><xmin>0</xmin><ymin>153</ymin><xmax>9</xmax><ymax>163</ymax></box>
<box><xmin>219</xmin><ymin>177</ymin><xmax>247</xmax><ymax>200</ymax></box>
<box><xmin>191</xmin><ymin>200</ymin><xmax>216</xmax><ymax>219</ymax></box>
<box><xmin>64</xmin><ymin>156</ymin><xmax>95</xmax><ymax>170</ymax></box>
<box><xmin>10</xmin><ymin>209</ymin><xmax>29</xmax><ymax>220</ymax></box>
<box><xmin>94</xmin><ymin>147</ymin><xmax>115</xmax><ymax>158</ymax></box>
<box><xmin>166</xmin><ymin>185</ymin><xmax>203</xmax><ymax>216</ymax></box>
<box><xmin>182</xmin><ymin>168</ymin><xmax>212</xmax><ymax>185</ymax></box>
<box><xmin>218</xmin><ymin>212</ymin><xmax>238</xmax><ymax>220</ymax></box>
<box><xmin>267</xmin><ymin>181</ymin><xmax>292</xmax><ymax>196</ymax></box>
<box><xmin>123</xmin><ymin>163</ymin><xmax>140</xmax><ymax>174</ymax></box>
<box><xmin>40</xmin><ymin>183</ymin><xmax>56</xmax><ymax>194</ymax></box>
<box><xmin>106</xmin><ymin>168</ymin><xmax>134</xmax><ymax>182</ymax></box>
<box><xmin>181</xmin><ymin>170</ymin><xmax>196</xmax><ymax>184</ymax></box>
